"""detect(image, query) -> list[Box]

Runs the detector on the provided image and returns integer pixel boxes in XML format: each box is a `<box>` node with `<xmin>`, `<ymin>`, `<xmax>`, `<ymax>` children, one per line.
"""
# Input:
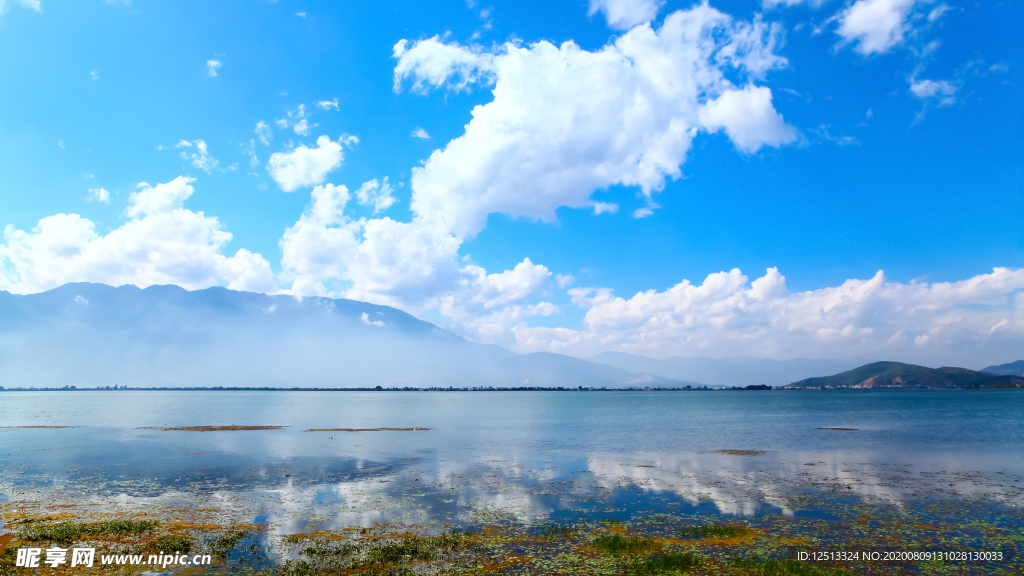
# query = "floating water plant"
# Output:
<box><xmin>592</xmin><ymin>534</ymin><xmax>659</xmax><ymax>554</ymax></box>
<box><xmin>541</xmin><ymin>523</ymin><xmax>578</xmax><ymax>541</ymax></box>
<box><xmin>20</xmin><ymin>519</ymin><xmax>159</xmax><ymax>544</ymax></box>
<box><xmin>627</xmin><ymin>552</ymin><xmax>707</xmax><ymax>574</ymax></box>
<box><xmin>206</xmin><ymin>530</ymin><xmax>252</xmax><ymax>558</ymax></box>
<box><xmin>677</xmin><ymin>524</ymin><xmax>746</xmax><ymax>538</ymax></box>
<box><xmin>152</xmin><ymin>535</ymin><xmax>192</xmax><ymax>554</ymax></box>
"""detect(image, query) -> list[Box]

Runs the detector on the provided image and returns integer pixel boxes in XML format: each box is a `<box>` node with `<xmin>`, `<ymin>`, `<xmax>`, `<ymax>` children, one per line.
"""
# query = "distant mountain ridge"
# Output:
<box><xmin>787</xmin><ymin>361</ymin><xmax>1024</xmax><ymax>389</ymax></box>
<box><xmin>590</xmin><ymin>351</ymin><xmax>867</xmax><ymax>387</ymax></box>
<box><xmin>0</xmin><ymin>283</ymin><xmax>684</xmax><ymax>389</ymax></box>
<box><xmin>982</xmin><ymin>360</ymin><xmax>1024</xmax><ymax>377</ymax></box>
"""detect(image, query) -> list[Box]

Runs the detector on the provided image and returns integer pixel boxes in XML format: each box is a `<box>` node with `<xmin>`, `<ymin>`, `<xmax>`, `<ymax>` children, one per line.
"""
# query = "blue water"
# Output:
<box><xmin>1</xmin><ymin>389</ymin><xmax>1022</xmax><ymax>535</ymax></box>
<box><xmin>2</xmin><ymin>389</ymin><xmax>1021</xmax><ymax>459</ymax></box>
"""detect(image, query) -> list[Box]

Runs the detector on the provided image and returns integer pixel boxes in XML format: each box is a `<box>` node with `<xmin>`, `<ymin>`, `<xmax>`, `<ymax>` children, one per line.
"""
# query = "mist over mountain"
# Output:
<box><xmin>0</xmin><ymin>284</ymin><xmax>682</xmax><ymax>389</ymax></box>
<box><xmin>590</xmin><ymin>352</ymin><xmax>869</xmax><ymax>387</ymax></box>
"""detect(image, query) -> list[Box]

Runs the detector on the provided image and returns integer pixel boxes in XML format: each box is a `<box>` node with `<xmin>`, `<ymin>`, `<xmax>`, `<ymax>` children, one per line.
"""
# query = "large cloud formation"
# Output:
<box><xmin>0</xmin><ymin>177</ymin><xmax>277</xmax><ymax>294</ymax></box>
<box><xmin>277</xmin><ymin>182</ymin><xmax>555</xmax><ymax>345</ymax></box>
<box><xmin>396</xmin><ymin>2</ymin><xmax>795</xmax><ymax>237</ymax></box>
<box><xmin>276</xmin><ymin>2</ymin><xmax>799</xmax><ymax>341</ymax></box>
<box><xmin>514</xmin><ymin>267</ymin><xmax>1024</xmax><ymax>367</ymax></box>
<box><xmin>2</xmin><ymin>2</ymin><xmax>1020</xmax><ymax>368</ymax></box>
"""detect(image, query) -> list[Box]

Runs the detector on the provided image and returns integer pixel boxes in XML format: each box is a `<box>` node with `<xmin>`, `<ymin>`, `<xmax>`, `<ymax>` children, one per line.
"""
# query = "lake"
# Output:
<box><xmin>1</xmin><ymin>389</ymin><xmax>1021</xmax><ymax>574</ymax></box>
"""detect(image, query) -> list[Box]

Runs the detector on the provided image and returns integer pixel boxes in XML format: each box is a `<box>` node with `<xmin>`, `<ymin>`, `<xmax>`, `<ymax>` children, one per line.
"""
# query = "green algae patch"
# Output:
<box><xmin>151</xmin><ymin>535</ymin><xmax>192</xmax><ymax>554</ymax></box>
<box><xmin>541</xmin><ymin>523</ymin><xmax>579</xmax><ymax>541</ymax></box>
<box><xmin>20</xmin><ymin>519</ymin><xmax>159</xmax><ymax>545</ymax></box>
<box><xmin>592</xmin><ymin>533</ymin><xmax>660</xmax><ymax>555</ymax></box>
<box><xmin>677</xmin><ymin>524</ymin><xmax>749</xmax><ymax>539</ymax></box>
<box><xmin>627</xmin><ymin>551</ymin><xmax>707</xmax><ymax>574</ymax></box>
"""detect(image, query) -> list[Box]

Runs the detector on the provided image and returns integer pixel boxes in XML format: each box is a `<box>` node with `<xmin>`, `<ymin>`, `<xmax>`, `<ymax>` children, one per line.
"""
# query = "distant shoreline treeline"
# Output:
<box><xmin>0</xmin><ymin>384</ymin><xmax>780</xmax><ymax>392</ymax></box>
<box><xmin>1</xmin><ymin>384</ymin><xmax>1017</xmax><ymax>392</ymax></box>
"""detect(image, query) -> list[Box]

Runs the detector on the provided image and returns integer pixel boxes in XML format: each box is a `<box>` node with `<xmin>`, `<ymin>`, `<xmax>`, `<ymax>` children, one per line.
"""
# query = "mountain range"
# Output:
<box><xmin>0</xmin><ymin>283</ymin><xmax>688</xmax><ymax>389</ymax></box>
<box><xmin>3</xmin><ymin>283</ymin><xmax>1019</xmax><ymax>390</ymax></box>
<box><xmin>786</xmin><ymin>361</ymin><xmax>1024</xmax><ymax>389</ymax></box>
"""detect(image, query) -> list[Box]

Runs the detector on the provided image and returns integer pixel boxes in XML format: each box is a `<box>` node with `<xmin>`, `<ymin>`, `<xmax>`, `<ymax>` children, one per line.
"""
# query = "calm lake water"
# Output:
<box><xmin>1</xmin><ymin>390</ymin><xmax>1022</xmax><ymax>573</ymax></box>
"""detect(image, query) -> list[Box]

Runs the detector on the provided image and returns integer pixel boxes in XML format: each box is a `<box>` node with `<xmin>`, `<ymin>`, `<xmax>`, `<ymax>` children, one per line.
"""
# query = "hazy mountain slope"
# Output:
<box><xmin>590</xmin><ymin>351</ymin><xmax>866</xmax><ymax>387</ymax></box>
<box><xmin>982</xmin><ymin>360</ymin><xmax>1024</xmax><ymax>377</ymax></box>
<box><xmin>499</xmin><ymin>352</ymin><xmax>701</xmax><ymax>388</ymax></box>
<box><xmin>0</xmin><ymin>283</ymin><xmax>679</xmax><ymax>389</ymax></box>
<box><xmin>787</xmin><ymin>361</ymin><xmax>1024</xmax><ymax>389</ymax></box>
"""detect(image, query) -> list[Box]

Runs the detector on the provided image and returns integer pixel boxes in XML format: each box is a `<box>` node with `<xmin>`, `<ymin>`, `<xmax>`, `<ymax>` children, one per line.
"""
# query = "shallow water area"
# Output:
<box><xmin>1</xmin><ymin>390</ymin><xmax>1022</xmax><ymax>574</ymax></box>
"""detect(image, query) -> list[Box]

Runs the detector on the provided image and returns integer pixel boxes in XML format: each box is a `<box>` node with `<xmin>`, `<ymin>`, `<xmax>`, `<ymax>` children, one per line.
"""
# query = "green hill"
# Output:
<box><xmin>982</xmin><ymin>360</ymin><xmax>1024</xmax><ymax>377</ymax></box>
<box><xmin>787</xmin><ymin>361</ymin><xmax>1024</xmax><ymax>389</ymax></box>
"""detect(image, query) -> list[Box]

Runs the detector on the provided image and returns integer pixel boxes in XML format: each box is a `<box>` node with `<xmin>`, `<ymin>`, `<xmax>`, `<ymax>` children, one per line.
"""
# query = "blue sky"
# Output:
<box><xmin>0</xmin><ymin>0</ymin><xmax>1021</xmax><ymax>367</ymax></box>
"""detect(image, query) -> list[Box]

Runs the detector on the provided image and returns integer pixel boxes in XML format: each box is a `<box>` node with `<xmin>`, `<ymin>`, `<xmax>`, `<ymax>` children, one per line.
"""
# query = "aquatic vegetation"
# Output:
<box><xmin>677</xmin><ymin>524</ymin><xmax>747</xmax><ymax>538</ymax></box>
<box><xmin>20</xmin><ymin>519</ymin><xmax>159</xmax><ymax>544</ymax></box>
<box><xmin>541</xmin><ymin>522</ymin><xmax>578</xmax><ymax>541</ymax></box>
<box><xmin>152</xmin><ymin>535</ymin><xmax>192</xmax><ymax>554</ymax></box>
<box><xmin>3</xmin><ymin>433</ymin><xmax>1022</xmax><ymax>576</ymax></box>
<box><xmin>627</xmin><ymin>552</ymin><xmax>707</xmax><ymax>574</ymax></box>
<box><xmin>297</xmin><ymin>539</ymin><xmax>359</xmax><ymax>559</ymax></box>
<box><xmin>206</xmin><ymin>530</ymin><xmax>252</xmax><ymax>558</ymax></box>
<box><xmin>592</xmin><ymin>533</ymin><xmax>659</xmax><ymax>554</ymax></box>
<box><xmin>267</xmin><ymin>531</ymin><xmax>473</xmax><ymax>575</ymax></box>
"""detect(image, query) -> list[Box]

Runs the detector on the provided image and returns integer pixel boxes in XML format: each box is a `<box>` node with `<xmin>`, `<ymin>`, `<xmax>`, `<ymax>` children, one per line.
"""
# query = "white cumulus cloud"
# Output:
<box><xmin>87</xmin><ymin>187</ymin><xmax>110</xmax><ymax>204</ymax></box>
<box><xmin>588</xmin><ymin>0</ymin><xmax>664</xmax><ymax>30</ymax></box>
<box><xmin>266</xmin><ymin>135</ymin><xmax>348</xmax><ymax>192</ymax></box>
<box><xmin>399</xmin><ymin>4</ymin><xmax>792</xmax><ymax>237</ymax></box>
<box><xmin>278</xmin><ymin>185</ymin><xmax>554</xmax><ymax>343</ymax></box>
<box><xmin>761</xmin><ymin>0</ymin><xmax>827</xmax><ymax>8</ymax></box>
<box><xmin>276</xmin><ymin>104</ymin><xmax>318</xmax><ymax>136</ymax></box>
<box><xmin>513</xmin><ymin>267</ymin><xmax>1024</xmax><ymax>368</ymax></box>
<box><xmin>206</xmin><ymin>59</ymin><xmax>222</xmax><ymax>76</ymax></box>
<box><xmin>176</xmin><ymin>139</ymin><xmax>218</xmax><ymax>173</ymax></box>
<box><xmin>411</xmin><ymin>127</ymin><xmax>431</xmax><ymax>139</ymax></box>
<box><xmin>255</xmin><ymin>121</ymin><xmax>272</xmax><ymax>146</ymax></box>
<box><xmin>0</xmin><ymin>177</ymin><xmax>277</xmax><ymax>294</ymax></box>
<box><xmin>698</xmin><ymin>85</ymin><xmax>797</xmax><ymax>153</ymax></box>
<box><xmin>317</xmin><ymin>98</ymin><xmax>339</xmax><ymax>111</ymax></box>
<box><xmin>909</xmin><ymin>77</ymin><xmax>957</xmax><ymax>104</ymax></box>
<box><xmin>355</xmin><ymin>177</ymin><xmax>397</xmax><ymax>214</ymax></box>
<box><xmin>836</xmin><ymin>0</ymin><xmax>918</xmax><ymax>56</ymax></box>
<box><xmin>393</xmin><ymin>36</ymin><xmax>496</xmax><ymax>94</ymax></box>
